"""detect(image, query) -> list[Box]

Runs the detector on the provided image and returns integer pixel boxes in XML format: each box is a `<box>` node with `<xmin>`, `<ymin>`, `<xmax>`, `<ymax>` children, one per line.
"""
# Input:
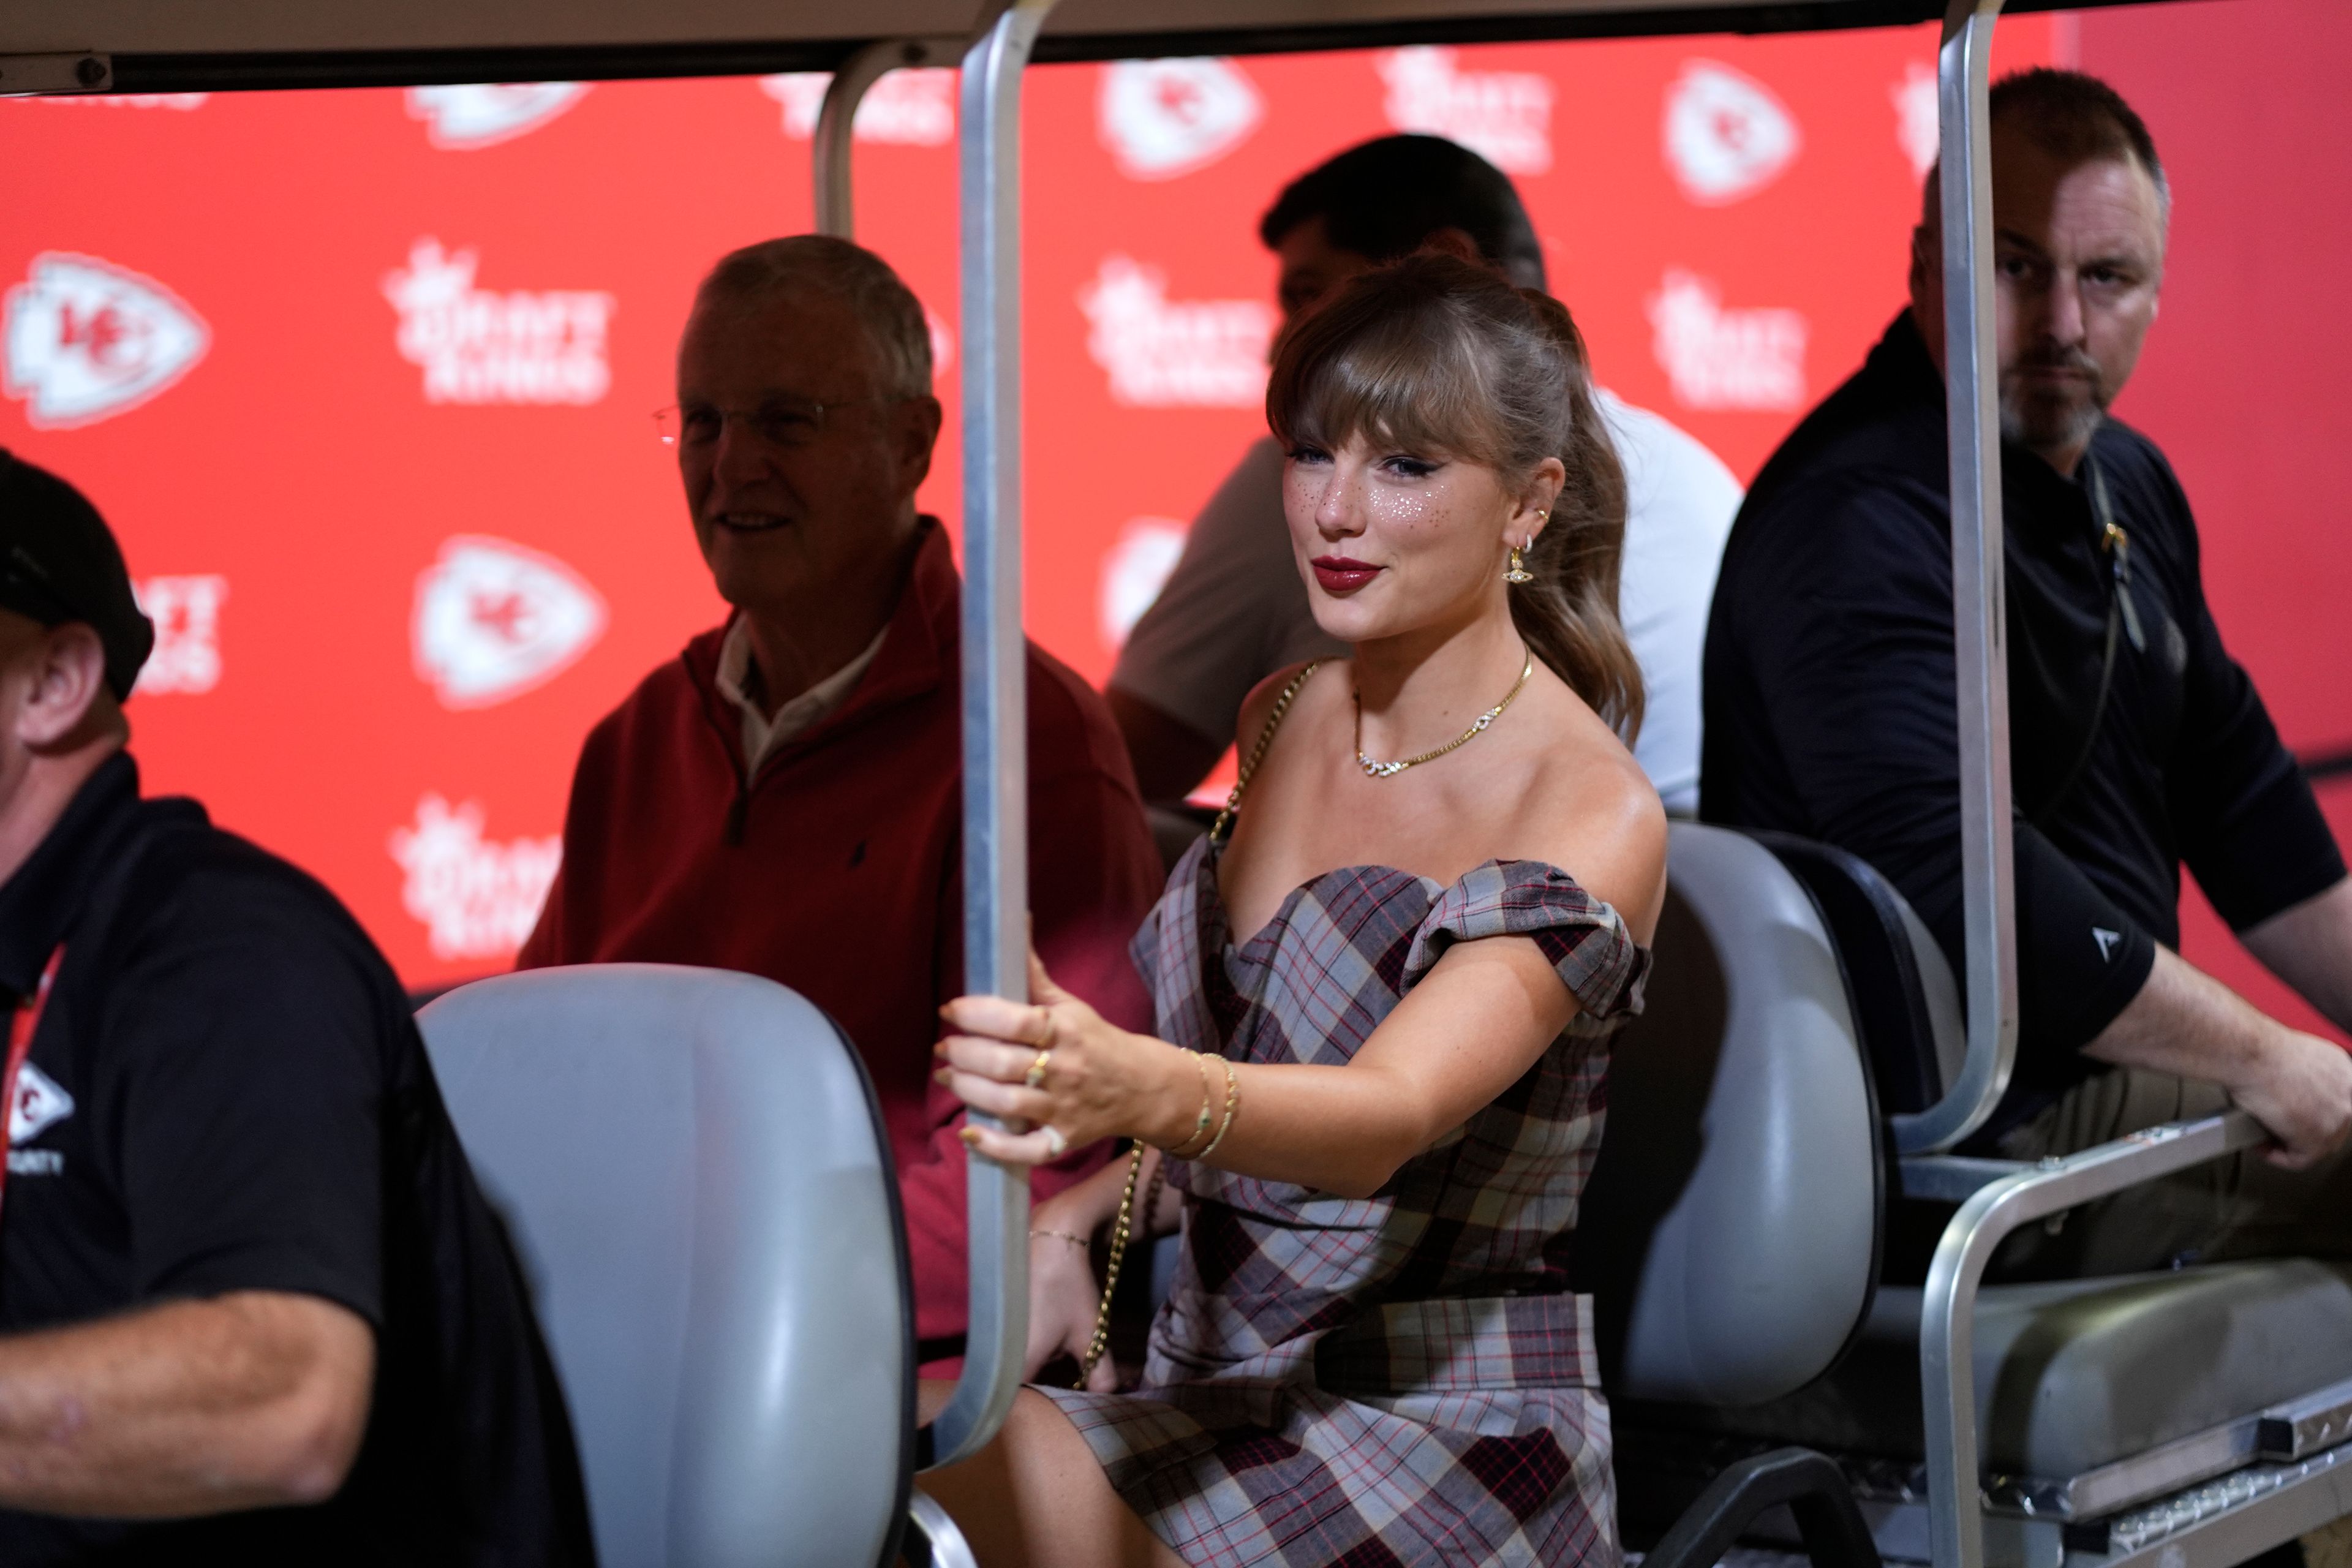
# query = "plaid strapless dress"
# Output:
<box><xmin>1038</xmin><ymin>829</ymin><xmax>1649</xmax><ymax>1567</ymax></box>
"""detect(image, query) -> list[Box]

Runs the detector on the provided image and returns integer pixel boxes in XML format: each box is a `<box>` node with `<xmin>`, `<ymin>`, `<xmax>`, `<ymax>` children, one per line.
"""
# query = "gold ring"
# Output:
<box><xmin>1025</xmin><ymin>1049</ymin><xmax>1052</xmax><ymax>1090</ymax></box>
<box><xmin>1041</xmin><ymin>1125</ymin><xmax>1069</xmax><ymax>1158</ymax></box>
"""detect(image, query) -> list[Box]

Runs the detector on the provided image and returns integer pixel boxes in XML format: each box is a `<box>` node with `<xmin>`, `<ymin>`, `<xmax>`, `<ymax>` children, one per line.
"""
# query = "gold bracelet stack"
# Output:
<box><xmin>1196</xmin><ymin>1056</ymin><xmax>1242</xmax><ymax>1159</ymax></box>
<box><xmin>1164</xmin><ymin>1050</ymin><xmax>1215</xmax><ymax>1156</ymax></box>
<box><xmin>1072</xmin><ymin>1052</ymin><xmax>1245</xmax><ymax>1391</ymax></box>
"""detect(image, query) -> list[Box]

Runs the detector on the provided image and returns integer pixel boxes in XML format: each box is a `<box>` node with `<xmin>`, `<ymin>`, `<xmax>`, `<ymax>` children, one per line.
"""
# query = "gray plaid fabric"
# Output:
<box><xmin>1039</xmin><ymin>834</ymin><xmax>1649</xmax><ymax>1566</ymax></box>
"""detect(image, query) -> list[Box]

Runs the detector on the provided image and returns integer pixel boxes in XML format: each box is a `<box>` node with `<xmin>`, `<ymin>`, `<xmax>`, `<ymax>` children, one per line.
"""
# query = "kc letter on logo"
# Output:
<box><xmin>4</xmin><ymin>254</ymin><xmax>209</xmax><ymax>429</ymax></box>
<box><xmin>1098</xmin><ymin>59</ymin><xmax>1263</xmax><ymax>181</ymax></box>
<box><xmin>413</xmin><ymin>537</ymin><xmax>606</xmax><ymax>709</ymax></box>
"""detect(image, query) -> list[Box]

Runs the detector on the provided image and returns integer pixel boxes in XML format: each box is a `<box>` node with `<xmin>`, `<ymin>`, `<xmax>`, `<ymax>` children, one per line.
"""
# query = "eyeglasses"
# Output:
<box><xmin>653</xmin><ymin>395</ymin><xmax>898</xmax><ymax>453</ymax></box>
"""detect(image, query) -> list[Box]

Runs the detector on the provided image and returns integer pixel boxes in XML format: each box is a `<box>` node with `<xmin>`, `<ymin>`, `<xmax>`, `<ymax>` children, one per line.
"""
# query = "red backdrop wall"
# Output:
<box><xmin>2079</xmin><ymin>0</ymin><xmax>2352</xmax><ymax>1044</ymax></box>
<box><xmin>7</xmin><ymin>7</ymin><xmax>2340</xmax><ymax>1025</ymax></box>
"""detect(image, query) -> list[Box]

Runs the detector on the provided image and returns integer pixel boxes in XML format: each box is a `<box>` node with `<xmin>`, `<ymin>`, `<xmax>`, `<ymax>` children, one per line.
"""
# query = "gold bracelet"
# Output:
<box><xmin>1162</xmin><ymin>1050</ymin><xmax>1217</xmax><ymax>1158</ymax></box>
<box><xmin>1029</xmin><ymin>1228</ymin><xmax>1091</xmax><ymax>1251</ymax></box>
<box><xmin>1195</xmin><ymin>1055</ymin><xmax>1242</xmax><ymax>1160</ymax></box>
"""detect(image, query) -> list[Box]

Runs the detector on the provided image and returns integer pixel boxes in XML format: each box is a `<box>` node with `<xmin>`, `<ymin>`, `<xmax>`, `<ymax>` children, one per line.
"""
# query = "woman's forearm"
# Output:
<box><xmin>942</xmin><ymin>935</ymin><xmax>1575</xmax><ymax>1199</ymax></box>
<box><xmin>1125</xmin><ymin>941</ymin><xmax>1576</xmax><ymax>1199</ymax></box>
<box><xmin>1178</xmin><ymin>1061</ymin><xmax>1427</xmax><ymax>1199</ymax></box>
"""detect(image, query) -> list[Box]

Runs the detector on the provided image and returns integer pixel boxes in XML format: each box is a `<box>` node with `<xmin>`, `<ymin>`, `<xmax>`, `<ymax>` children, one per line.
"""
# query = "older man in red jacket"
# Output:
<box><xmin>519</xmin><ymin>236</ymin><xmax>1162</xmax><ymax>1370</ymax></box>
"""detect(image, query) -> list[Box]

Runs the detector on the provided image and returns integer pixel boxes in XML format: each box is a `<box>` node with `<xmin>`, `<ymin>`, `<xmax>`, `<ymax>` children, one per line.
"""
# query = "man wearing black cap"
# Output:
<box><xmin>0</xmin><ymin>453</ymin><xmax>592</xmax><ymax>1564</ymax></box>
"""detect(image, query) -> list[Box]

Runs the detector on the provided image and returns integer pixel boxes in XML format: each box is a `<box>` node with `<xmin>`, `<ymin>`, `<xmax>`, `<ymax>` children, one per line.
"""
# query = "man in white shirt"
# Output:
<box><xmin>1109</xmin><ymin>134</ymin><xmax>1741</xmax><ymax>816</ymax></box>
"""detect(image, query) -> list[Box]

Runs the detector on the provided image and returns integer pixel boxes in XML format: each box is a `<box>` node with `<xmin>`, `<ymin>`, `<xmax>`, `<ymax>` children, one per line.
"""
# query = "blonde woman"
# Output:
<box><xmin>924</xmin><ymin>254</ymin><xmax>1667</xmax><ymax>1567</ymax></box>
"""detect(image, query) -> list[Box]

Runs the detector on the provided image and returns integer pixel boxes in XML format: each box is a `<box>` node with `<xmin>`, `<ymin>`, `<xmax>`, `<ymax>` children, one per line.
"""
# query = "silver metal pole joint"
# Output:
<box><xmin>812</xmin><ymin>37</ymin><xmax>960</xmax><ymax>238</ymax></box>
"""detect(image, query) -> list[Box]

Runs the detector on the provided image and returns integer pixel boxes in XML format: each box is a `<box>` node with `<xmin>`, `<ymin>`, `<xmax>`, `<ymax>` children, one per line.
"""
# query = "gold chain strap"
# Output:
<box><xmin>1074</xmin><ymin>1145</ymin><xmax>1147</xmax><ymax>1388</ymax></box>
<box><xmin>1209</xmin><ymin>660</ymin><xmax>1323</xmax><ymax>844</ymax></box>
<box><xmin>1076</xmin><ymin>662</ymin><xmax>1311</xmax><ymax>1388</ymax></box>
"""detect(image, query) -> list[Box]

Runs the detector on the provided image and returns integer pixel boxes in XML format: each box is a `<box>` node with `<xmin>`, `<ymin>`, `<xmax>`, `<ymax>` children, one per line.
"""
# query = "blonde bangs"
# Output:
<box><xmin>1268</xmin><ymin>293</ymin><xmax>1512</xmax><ymax>473</ymax></box>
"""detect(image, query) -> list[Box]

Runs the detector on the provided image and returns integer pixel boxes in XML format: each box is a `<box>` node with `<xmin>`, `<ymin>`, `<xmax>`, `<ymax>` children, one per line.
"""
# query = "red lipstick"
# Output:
<box><xmin>1311</xmin><ymin>555</ymin><xmax>1381</xmax><ymax>595</ymax></box>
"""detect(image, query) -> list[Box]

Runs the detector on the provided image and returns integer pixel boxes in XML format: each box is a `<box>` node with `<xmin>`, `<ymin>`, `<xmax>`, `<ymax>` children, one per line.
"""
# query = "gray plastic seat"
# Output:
<box><xmin>1580</xmin><ymin>822</ymin><xmax>1883</xmax><ymax>1406</ymax></box>
<box><xmin>1610</xmin><ymin>824</ymin><xmax>2352</xmax><ymax>1527</ymax></box>
<box><xmin>418</xmin><ymin>964</ymin><xmax>911</xmax><ymax>1568</ymax></box>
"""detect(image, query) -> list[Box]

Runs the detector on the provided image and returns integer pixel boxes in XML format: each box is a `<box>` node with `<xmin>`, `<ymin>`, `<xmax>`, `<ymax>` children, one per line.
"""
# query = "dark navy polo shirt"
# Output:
<box><xmin>1703</xmin><ymin>314</ymin><xmax>2343</xmax><ymax>1132</ymax></box>
<box><xmin>0</xmin><ymin>752</ymin><xmax>594</xmax><ymax>1566</ymax></box>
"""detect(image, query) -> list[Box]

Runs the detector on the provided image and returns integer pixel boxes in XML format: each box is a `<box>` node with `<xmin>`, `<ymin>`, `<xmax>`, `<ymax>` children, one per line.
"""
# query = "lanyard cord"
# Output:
<box><xmin>2030</xmin><ymin>454</ymin><xmax>2138</xmax><ymax>830</ymax></box>
<box><xmin>0</xmin><ymin>945</ymin><xmax>66</xmax><ymax>1229</ymax></box>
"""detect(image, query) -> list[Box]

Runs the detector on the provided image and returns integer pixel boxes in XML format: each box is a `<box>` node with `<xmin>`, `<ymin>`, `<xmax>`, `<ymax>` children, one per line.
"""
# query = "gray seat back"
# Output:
<box><xmin>418</xmin><ymin>965</ymin><xmax>911</xmax><ymax>1568</ymax></box>
<box><xmin>1579</xmin><ymin>823</ymin><xmax>1882</xmax><ymax>1407</ymax></box>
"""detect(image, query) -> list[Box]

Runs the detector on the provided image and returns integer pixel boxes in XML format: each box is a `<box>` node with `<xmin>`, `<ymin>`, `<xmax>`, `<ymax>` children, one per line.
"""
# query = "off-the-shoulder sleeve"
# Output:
<box><xmin>1401</xmin><ymin>859</ymin><xmax>1649</xmax><ymax>1023</ymax></box>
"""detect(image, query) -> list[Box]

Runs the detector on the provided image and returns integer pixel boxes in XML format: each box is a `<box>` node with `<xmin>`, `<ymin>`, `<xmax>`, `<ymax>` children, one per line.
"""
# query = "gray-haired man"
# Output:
<box><xmin>521</xmin><ymin>236</ymin><xmax>1163</xmax><ymax>1369</ymax></box>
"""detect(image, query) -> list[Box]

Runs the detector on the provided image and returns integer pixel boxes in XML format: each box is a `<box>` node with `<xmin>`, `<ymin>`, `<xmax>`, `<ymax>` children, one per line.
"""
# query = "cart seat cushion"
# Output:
<box><xmin>1579</xmin><ymin>823</ymin><xmax>1881</xmax><ymax>1407</ymax></box>
<box><xmin>419</xmin><ymin>964</ymin><xmax>913</xmax><ymax>1568</ymax></box>
<box><xmin>1661</xmin><ymin>1259</ymin><xmax>2352</xmax><ymax>1481</ymax></box>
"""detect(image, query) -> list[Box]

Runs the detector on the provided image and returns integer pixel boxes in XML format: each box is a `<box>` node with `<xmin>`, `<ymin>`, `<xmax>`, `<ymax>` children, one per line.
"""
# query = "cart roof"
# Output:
<box><xmin>4</xmin><ymin>0</ymin><xmax>2114</xmax><ymax>93</ymax></box>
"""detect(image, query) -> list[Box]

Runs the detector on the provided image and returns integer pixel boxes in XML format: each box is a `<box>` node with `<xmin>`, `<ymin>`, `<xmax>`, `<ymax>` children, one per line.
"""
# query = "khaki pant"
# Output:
<box><xmin>1984</xmin><ymin>1068</ymin><xmax>2352</xmax><ymax>1281</ymax></box>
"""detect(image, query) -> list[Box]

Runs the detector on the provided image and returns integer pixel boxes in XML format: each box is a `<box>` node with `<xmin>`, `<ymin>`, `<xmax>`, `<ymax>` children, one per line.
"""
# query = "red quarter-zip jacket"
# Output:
<box><xmin>519</xmin><ymin>522</ymin><xmax>1163</xmax><ymax>1357</ymax></box>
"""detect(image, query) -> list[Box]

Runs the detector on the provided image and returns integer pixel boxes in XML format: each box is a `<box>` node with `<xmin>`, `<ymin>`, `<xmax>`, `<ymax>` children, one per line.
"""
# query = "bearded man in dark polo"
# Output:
<box><xmin>1704</xmin><ymin>69</ymin><xmax>2352</xmax><ymax>1275</ymax></box>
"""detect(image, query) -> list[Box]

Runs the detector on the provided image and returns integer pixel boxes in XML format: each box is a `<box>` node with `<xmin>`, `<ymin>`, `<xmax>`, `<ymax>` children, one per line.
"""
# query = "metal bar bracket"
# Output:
<box><xmin>0</xmin><ymin>53</ymin><xmax>111</xmax><ymax>94</ymax></box>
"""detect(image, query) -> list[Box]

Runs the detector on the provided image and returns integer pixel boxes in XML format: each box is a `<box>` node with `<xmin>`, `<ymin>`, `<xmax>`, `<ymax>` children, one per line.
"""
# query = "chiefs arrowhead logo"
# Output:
<box><xmin>413</xmin><ymin>537</ymin><xmax>606</xmax><ymax>709</ymax></box>
<box><xmin>1098</xmin><ymin>58</ymin><xmax>1264</xmax><ymax>181</ymax></box>
<box><xmin>4</xmin><ymin>254</ymin><xmax>209</xmax><ymax>429</ymax></box>
<box><xmin>406</xmin><ymin>83</ymin><xmax>589</xmax><ymax>149</ymax></box>
<box><xmin>1664</xmin><ymin>61</ymin><xmax>1802</xmax><ymax>206</ymax></box>
<box><xmin>9</xmin><ymin>1062</ymin><xmax>73</xmax><ymax>1147</ymax></box>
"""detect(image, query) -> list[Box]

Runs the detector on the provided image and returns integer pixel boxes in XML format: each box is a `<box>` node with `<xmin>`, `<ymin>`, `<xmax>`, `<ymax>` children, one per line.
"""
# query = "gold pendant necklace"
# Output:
<box><xmin>1354</xmin><ymin>649</ymin><xmax>1534</xmax><ymax>778</ymax></box>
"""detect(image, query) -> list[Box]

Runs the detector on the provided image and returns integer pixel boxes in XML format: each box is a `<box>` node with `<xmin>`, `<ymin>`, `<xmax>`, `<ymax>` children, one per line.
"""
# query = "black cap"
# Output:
<box><xmin>0</xmin><ymin>453</ymin><xmax>154</xmax><ymax>701</ymax></box>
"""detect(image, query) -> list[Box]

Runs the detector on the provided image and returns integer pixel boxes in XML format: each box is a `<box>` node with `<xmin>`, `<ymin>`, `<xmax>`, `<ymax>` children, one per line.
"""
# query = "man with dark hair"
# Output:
<box><xmin>520</xmin><ymin>235</ymin><xmax>1161</xmax><ymax>1369</ymax></box>
<box><xmin>1704</xmin><ymin>68</ymin><xmax>2352</xmax><ymax>1273</ymax></box>
<box><xmin>1109</xmin><ymin>134</ymin><xmax>1742</xmax><ymax>816</ymax></box>
<box><xmin>1256</xmin><ymin>133</ymin><xmax>1547</xmax><ymax>306</ymax></box>
<box><xmin>0</xmin><ymin>454</ymin><xmax>592</xmax><ymax>1563</ymax></box>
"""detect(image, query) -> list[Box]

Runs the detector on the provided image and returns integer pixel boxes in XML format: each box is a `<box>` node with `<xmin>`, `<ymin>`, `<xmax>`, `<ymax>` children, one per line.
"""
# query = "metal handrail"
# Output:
<box><xmin>922</xmin><ymin>0</ymin><xmax>1059</xmax><ymax>1472</ymax></box>
<box><xmin>1918</xmin><ymin>1110</ymin><xmax>2269</xmax><ymax>1568</ymax></box>
<box><xmin>812</xmin><ymin>36</ymin><xmax>960</xmax><ymax>237</ymax></box>
<box><xmin>1891</xmin><ymin>0</ymin><xmax>2016</xmax><ymax>1156</ymax></box>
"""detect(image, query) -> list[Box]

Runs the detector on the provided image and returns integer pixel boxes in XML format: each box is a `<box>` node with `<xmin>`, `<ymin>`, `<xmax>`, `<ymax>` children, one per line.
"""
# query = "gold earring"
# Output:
<box><xmin>1505</xmin><ymin>543</ymin><xmax>1534</xmax><ymax>584</ymax></box>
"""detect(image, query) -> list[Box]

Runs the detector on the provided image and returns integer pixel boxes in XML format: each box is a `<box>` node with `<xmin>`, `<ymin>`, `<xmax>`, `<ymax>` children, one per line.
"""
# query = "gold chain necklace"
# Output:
<box><xmin>1354</xmin><ymin>649</ymin><xmax>1534</xmax><ymax>778</ymax></box>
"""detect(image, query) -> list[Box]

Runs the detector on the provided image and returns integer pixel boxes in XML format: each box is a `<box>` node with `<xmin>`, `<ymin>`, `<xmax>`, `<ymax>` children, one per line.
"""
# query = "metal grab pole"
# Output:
<box><xmin>1894</xmin><ymin>0</ymin><xmax>2016</xmax><ymax>1158</ymax></box>
<box><xmin>812</xmin><ymin>37</ymin><xmax>956</xmax><ymax>238</ymax></box>
<box><xmin>923</xmin><ymin>0</ymin><xmax>1057</xmax><ymax>1472</ymax></box>
<box><xmin>1918</xmin><ymin>1114</ymin><xmax>2266</xmax><ymax>1568</ymax></box>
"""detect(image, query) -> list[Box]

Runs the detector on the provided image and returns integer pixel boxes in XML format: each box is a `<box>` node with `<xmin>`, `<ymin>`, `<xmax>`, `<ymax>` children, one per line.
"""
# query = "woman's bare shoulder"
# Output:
<box><xmin>1233</xmin><ymin>658</ymin><xmax>1344</xmax><ymax>758</ymax></box>
<box><xmin>1521</xmin><ymin>709</ymin><xmax>1669</xmax><ymax>940</ymax></box>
